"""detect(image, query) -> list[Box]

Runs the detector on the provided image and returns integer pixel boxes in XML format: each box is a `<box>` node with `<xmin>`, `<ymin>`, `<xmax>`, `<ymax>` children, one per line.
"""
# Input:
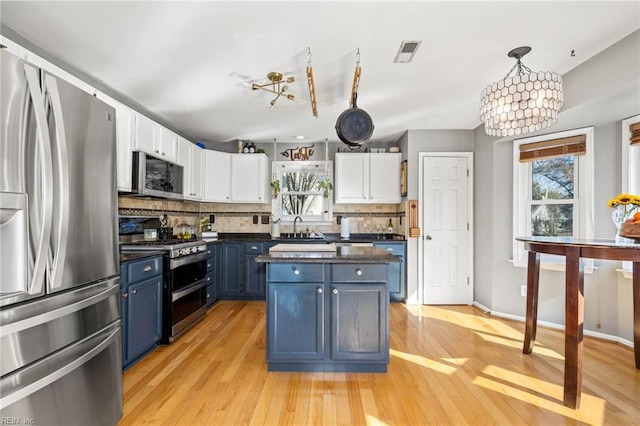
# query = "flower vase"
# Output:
<box><xmin>612</xmin><ymin>206</ymin><xmax>625</xmax><ymax>239</ymax></box>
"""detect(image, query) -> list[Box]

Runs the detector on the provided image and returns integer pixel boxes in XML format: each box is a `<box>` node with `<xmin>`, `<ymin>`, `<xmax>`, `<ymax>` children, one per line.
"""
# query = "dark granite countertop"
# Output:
<box><xmin>119</xmin><ymin>250</ymin><xmax>163</xmax><ymax>263</ymax></box>
<box><xmin>255</xmin><ymin>245</ymin><xmax>402</xmax><ymax>264</ymax></box>
<box><xmin>215</xmin><ymin>232</ymin><xmax>405</xmax><ymax>243</ymax></box>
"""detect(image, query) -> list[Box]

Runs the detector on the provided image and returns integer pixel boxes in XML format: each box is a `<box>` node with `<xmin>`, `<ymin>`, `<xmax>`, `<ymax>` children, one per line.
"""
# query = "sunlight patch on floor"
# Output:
<box><xmin>390</xmin><ymin>348</ymin><xmax>458</xmax><ymax>375</ymax></box>
<box><xmin>474</xmin><ymin>365</ymin><xmax>606</xmax><ymax>425</ymax></box>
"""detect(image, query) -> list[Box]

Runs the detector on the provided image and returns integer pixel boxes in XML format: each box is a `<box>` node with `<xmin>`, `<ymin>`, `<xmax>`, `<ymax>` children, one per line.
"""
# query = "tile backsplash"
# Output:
<box><xmin>118</xmin><ymin>196</ymin><xmax>406</xmax><ymax>236</ymax></box>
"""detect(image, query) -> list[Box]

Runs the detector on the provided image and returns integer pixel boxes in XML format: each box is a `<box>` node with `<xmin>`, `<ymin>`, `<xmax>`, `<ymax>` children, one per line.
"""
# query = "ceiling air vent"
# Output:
<box><xmin>393</xmin><ymin>40</ymin><xmax>422</xmax><ymax>63</ymax></box>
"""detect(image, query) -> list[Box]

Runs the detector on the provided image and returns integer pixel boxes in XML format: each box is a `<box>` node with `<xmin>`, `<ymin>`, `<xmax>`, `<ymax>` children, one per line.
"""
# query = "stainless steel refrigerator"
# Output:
<box><xmin>0</xmin><ymin>48</ymin><xmax>123</xmax><ymax>424</ymax></box>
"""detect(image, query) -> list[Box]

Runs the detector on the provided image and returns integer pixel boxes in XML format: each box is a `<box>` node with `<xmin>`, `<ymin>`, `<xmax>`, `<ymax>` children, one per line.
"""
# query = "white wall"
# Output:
<box><xmin>472</xmin><ymin>30</ymin><xmax>640</xmax><ymax>342</ymax></box>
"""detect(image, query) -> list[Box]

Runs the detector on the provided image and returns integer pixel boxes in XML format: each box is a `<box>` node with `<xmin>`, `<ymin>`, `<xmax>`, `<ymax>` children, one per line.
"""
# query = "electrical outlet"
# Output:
<box><xmin>336</xmin><ymin>215</ymin><xmax>342</xmax><ymax>225</ymax></box>
<box><xmin>520</xmin><ymin>285</ymin><xmax>527</xmax><ymax>297</ymax></box>
<box><xmin>261</xmin><ymin>215</ymin><xmax>269</xmax><ymax>224</ymax></box>
<box><xmin>252</xmin><ymin>215</ymin><xmax>258</xmax><ymax>225</ymax></box>
<box><xmin>209</xmin><ymin>214</ymin><xmax>215</xmax><ymax>224</ymax></box>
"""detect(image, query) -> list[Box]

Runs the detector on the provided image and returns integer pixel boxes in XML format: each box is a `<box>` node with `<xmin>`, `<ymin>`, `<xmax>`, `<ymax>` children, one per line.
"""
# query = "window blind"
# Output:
<box><xmin>630</xmin><ymin>122</ymin><xmax>640</xmax><ymax>146</ymax></box>
<box><xmin>519</xmin><ymin>134</ymin><xmax>586</xmax><ymax>162</ymax></box>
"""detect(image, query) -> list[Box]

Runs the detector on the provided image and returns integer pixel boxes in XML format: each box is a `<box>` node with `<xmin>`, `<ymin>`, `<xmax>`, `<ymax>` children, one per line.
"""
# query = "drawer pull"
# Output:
<box><xmin>356</xmin><ymin>269</ymin><xmax>363</xmax><ymax>276</ymax></box>
<box><xmin>131</xmin><ymin>289</ymin><xmax>138</xmax><ymax>294</ymax></box>
<box><xmin>207</xmin><ymin>263</ymin><xmax>212</xmax><ymax>268</ymax></box>
<box><xmin>317</xmin><ymin>288</ymin><xmax>323</xmax><ymax>294</ymax></box>
<box><xmin>332</xmin><ymin>288</ymin><xmax>338</xmax><ymax>295</ymax></box>
<box><xmin>143</xmin><ymin>266</ymin><xmax>152</xmax><ymax>272</ymax></box>
<box><xmin>251</xmin><ymin>246</ymin><xmax>258</xmax><ymax>250</ymax></box>
<box><xmin>386</xmin><ymin>248</ymin><xmax>393</xmax><ymax>252</ymax></box>
<box><xmin>207</xmin><ymin>250</ymin><xmax>212</xmax><ymax>255</ymax></box>
<box><xmin>292</xmin><ymin>267</ymin><xmax>300</xmax><ymax>275</ymax></box>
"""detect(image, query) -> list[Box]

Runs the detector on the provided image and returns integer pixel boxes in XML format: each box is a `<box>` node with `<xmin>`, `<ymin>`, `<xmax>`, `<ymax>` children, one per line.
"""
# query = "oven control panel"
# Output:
<box><xmin>175</xmin><ymin>244</ymin><xmax>206</xmax><ymax>258</ymax></box>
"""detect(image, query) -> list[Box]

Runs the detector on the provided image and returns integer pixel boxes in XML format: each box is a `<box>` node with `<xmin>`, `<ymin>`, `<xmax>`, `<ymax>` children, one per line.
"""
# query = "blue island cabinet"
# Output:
<box><xmin>373</xmin><ymin>241</ymin><xmax>406</xmax><ymax>302</ymax></box>
<box><xmin>266</xmin><ymin>262</ymin><xmax>389</xmax><ymax>372</ymax></box>
<box><xmin>120</xmin><ymin>255</ymin><xmax>163</xmax><ymax>370</ymax></box>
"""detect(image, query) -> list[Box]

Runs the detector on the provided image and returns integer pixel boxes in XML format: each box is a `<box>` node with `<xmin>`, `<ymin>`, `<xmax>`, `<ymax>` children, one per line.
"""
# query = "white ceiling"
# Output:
<box><xmin>1</xmin><ymin>1</ymin><xmax>639</xmax><ymax>145</ymax></box>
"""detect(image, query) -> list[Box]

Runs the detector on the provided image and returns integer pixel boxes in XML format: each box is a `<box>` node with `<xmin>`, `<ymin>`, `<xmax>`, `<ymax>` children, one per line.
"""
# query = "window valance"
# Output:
<box><xmin>519</xmin><ymin>134</ymin><xmax>587</xmax><ymax>162</ymax></box>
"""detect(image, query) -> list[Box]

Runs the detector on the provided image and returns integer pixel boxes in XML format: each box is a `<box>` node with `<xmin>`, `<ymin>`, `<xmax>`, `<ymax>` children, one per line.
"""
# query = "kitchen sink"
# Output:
<box><xmin>275</xmin><ymin>233</ymin><xmax>325</xmax><ymax>241</ymax></box>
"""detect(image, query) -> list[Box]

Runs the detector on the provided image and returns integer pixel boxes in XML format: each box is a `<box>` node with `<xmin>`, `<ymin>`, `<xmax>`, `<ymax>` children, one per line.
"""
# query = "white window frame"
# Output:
<box><xmin>512</xmin><ymin>127</ymin><xmax>595</xmax><ymax>269</ymax></box>
<box><xmin>272</xmin><ymin>161</ymin><xmax>333</xmax><ymax>225</ymax></box>
<box><xmin>621</xmin><ymin>115</ymin><xmax>640</xmax><ymax>273</ymax></box>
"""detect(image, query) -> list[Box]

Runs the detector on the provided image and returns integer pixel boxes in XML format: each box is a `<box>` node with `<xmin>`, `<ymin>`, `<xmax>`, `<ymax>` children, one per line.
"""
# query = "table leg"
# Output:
<box><xmin>523</xmin><ymin>251</ymin><xmax>540</xmax><ymax>355</ymax></box>
<box><xmin>633</xmin><ymin>261</ymin><xmax>640</xmax><ymax>370</ymax></box>
<box><xmin>563</xmin><ymin>247</ymin><xmax>584</xmax><ymax>409</ymax></box>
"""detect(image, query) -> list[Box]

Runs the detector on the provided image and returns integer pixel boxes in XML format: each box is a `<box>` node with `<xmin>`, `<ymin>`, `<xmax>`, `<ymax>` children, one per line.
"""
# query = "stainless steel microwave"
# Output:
<box><xmin>131</xmin><ymin>151</ymin><xmax>184</xmax><ymax>199</ymax></box>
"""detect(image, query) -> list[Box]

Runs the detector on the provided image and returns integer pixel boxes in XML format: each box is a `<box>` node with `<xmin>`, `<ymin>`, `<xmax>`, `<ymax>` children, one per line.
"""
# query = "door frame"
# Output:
<box><xmin>418</xmin><ymin>152</ymin><xmax>474</xmax><ymax>305</ymax></box>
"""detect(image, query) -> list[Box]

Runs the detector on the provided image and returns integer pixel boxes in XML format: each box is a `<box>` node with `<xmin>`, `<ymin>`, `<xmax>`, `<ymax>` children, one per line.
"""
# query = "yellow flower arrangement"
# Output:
<box><xmin>608</xmin><ymin>193</ymin><xmax>640</xmax><ymax>222</ymax></box>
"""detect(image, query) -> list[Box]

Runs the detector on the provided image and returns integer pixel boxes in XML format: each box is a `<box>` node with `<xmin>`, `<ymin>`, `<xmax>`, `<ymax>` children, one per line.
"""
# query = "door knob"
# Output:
<box><xmin>425</xmin><ymin>235</ymin><xmax>432</xmax><ymax>240</ymax></box>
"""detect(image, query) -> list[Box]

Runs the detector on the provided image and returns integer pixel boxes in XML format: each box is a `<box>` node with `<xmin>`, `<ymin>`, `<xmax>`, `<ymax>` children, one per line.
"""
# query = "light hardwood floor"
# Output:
<box><xmin>120</xmin><ymin>301</ymin><xmax>640</xmax><ymax>425</ymax></box>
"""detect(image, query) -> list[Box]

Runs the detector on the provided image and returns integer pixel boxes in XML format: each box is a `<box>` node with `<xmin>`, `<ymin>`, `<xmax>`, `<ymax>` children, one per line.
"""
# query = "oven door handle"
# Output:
<box><xmin>170</xmin><ymin>251</ymin><xmax>208</xmax><ymax>269</ymax></box>
<box><xmin>172</xmin><ymin>279</ymin><xmax>207</xmax><ymax>302</ymax></box>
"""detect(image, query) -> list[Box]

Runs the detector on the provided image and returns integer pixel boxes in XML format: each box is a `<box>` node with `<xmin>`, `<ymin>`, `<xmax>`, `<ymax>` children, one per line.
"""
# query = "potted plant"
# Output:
<box><xmin>318</xmin><ymin>178</ymin><xmax>333</xmax><ymax>198</ymax></box>
<box><xmin>270</xmin><ymin>180</ymin><xmax>280</xmax><ymax>199</ymax></box>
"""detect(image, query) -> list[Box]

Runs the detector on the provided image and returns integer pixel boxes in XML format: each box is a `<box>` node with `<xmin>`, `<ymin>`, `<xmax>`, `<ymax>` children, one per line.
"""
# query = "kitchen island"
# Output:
<box><xmin>256</xmin><ymin>244</ymin><xmax>400</xmax><ymax>372</ymax></box>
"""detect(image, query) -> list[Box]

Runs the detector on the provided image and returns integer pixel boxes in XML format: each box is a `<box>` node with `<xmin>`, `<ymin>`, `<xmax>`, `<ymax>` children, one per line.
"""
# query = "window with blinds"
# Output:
<box><xmin>630</xmin><ymin>122</ymin><xmax>640</xmax><ymax>146</ymax></box>
<box><xmin>519</xmin><ymin>134</ymin><xmax>587</xmax><ymax>162</ymax></box>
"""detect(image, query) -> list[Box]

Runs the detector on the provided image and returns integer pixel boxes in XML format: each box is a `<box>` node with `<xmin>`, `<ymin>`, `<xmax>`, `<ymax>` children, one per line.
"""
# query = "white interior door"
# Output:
<box><xmin>421</xmin><ymin>154</ymin><xmax>472</xmax><ymax>305</ymax></box>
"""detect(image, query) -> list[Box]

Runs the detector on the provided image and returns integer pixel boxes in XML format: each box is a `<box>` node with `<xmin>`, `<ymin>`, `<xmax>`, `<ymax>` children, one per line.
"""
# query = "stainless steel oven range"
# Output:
<box><xmin>121</xmin><ymin>239</ymin><xmax>208</xmax><ymax>343</ymax></box>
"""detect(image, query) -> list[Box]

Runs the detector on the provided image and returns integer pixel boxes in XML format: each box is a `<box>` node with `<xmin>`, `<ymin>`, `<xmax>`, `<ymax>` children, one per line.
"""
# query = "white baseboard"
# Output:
<box><xmin>472</xmin><ymin>302</ymin><xmax>634</xmax><ymax>349</ymax></box>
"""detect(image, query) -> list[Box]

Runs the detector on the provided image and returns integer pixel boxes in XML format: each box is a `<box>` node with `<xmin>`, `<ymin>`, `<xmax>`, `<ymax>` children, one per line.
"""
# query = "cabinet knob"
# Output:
<box><xmin>332</xmin><ymin>288</ymin><xmax>338</xmax><ymax>295</ymax></box>
<box><xmin>386</xmin><ymin>248</ymin><xmax>393</xmax><ymax>252</ymax></box>
<box><xmin>143</xmin><ymin>266</ymin><xmax>152</xmax><ymax>272</ymax></box>
<box><xmin>207</xmin><ymin>263</ymin><xmax>212</xmax><ymax>268</ymax></box>
<box><xmin>356</xmin><ymin>269</ymin><xmax>363</xmax><ymax>276</ymax></box>
<box><xmin>162</xmin><ymin>152</ymin><xmax>166</xmax><ymax>156</ymax></box>
<box><xmin>292</xmin><ymin>267</ymin><xmax>300</xmax><ymax>275</ymax></box>
<box><xmin>317</xmin><ymin>288</ymin><xmax>323</xmax><ymax>294</ymax></box>
<box><xmin>425</xmin><ymin>235</ymin><xmax>432</xmax><ymax>241</ymax></box>
<box><xmin>207</xmin><ymin>294</ymin><xmax>210</xmax><ymax>298</ymax></box>
<box><xmin>122</xmin><ymin>293</ymin><xmax>128</xmax><ymax>299</ymax></box>
<box><xmin>131</xmin><ymin>289</ymin><xmax>138</xmax><ymax>294</ymax></box>
<box><xmin>155</xmin><ymin>150</ymin><xmax>159</xmax><ymax>154</ymax></box>
<box><xmin>250</xmin><ymin>246</ymin><xmax>258</xmax><ymax>250</ymax></box>
<box><xmin>207</xmin><ymin>277</ymin><xmax>212</xmax><ymax>282</ymax></box>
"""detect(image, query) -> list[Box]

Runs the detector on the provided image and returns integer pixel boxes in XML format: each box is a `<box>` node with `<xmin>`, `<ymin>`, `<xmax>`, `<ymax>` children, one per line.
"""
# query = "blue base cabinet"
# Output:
<box><xmin>266</xmin><ymin>263</ymin><xmax>389</xmax><ymax>372</ymax></box>
<box><xmin>373</xmin><ymin>242</ymin><xmax>406</xmax><ymax>302</ymax></box>
<box><xmin>121</xmin><ymin>255</ymin><xmax>163</xmax><ymax>370</ymax></box>
<box><xmin>218</xmin><ymin>242</ymin><xmax>268</xmax><ymax>299</ymax></box>
<box><xmin>205</xmin><ymin>243</ymin><xmax>218</xmax><ymax>307</ymax></box>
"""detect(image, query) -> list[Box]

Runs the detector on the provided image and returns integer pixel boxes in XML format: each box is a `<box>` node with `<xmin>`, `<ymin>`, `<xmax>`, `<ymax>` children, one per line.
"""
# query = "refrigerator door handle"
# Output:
<box><xmin>0</xmin><ymin>321</ymin><xmax>120</xmax><ymax>409</ymax></box>
<box><xmin>43</xmin><ymin>74</ymin><xmax>70</xmax><ymax>291</ymax></box>
<box><xmin>24</xmin><ymin>64</ymin><xmax>53</xmax><ymax>297</ymax></box>
<box><xmin>0</xmin><ymin>277</ymin><xmax>119</xmax><ymax>337</ymax></box>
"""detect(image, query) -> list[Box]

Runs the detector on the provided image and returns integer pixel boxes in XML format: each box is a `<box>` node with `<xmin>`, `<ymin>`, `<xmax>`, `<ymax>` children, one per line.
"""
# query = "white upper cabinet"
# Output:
<box><xmin>369</xmin><ymin>153</ymin><xmax>401</xmax><ymax>203</ymax></box>
<box><xmin>230</xmin><ymin>154</ymin><xmax>267</xmax><ymax>203</ymax></box>
<box><xmin>178</xmin><ymin>137</ymin><xmax>203</xmax><ymax>201</ymax></box>
<box><xmin>157</xmin><ymin>126</ymin><xmax>178</xmax><ymax>163</ymax></box>
<box><xmin>335</xmin><ymin>153</ymin><xmax>401</xmax><ymax>204</ymax></box>
<box><xmin>133</xmin><ymin>114</ymin><xmax>157</xmax><ymax>156</ymax></box>
<box><xmin>95</xmin><ymin>92</ymin><xmax>134</xmax><ymax>192</ymax></box>
<box><xmin>133</xmin><ymin>114</ymin><xmax>178</xmax><ymax>163</ymax></box>
<box><xmin>202</xmin><ymin>152</ymin><xmax>268</xmax><ymax>203</ymax></box>
<box><xmin>203</xmin><ymin>150</ymin><xmax>231</xmax><ymax>202</ymax></box>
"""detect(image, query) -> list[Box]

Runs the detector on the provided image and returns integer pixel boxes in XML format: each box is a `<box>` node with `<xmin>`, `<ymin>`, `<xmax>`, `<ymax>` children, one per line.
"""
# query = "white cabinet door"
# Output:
<box><xmin>157</xmin><ymin>126</ymin><xmax>178</xmax><ymax>163</ymax></box>
<box><xmin>369</xmin><ymin>153</ymin><xmax>401</xmax><ymax>203</ymax></box>
<box><xmin>133</xmin><ymin>114</ymin><xmax>157</xmax><ymax>156</ymax></box>
<box><xmin>203</xmin><ymin>150</ymin><xmax>231</xmax><ymax>202</ymax></box>
<box><xmin>230</xmin><ymin>154</ymin><xmax>267</xmax><ymax>203</ymax></box>
<box><xmin>190</xmin><ymin>146</ymin><xmax>204</xmax><ymax>200</ymax></box>
<box><xmin>177</xmin><ymin>138</ymin><xmax>202</xmax><ymax>200</ymax></box>
<box><xmin>335</xmin><ymin>153</ymin><xmax>369</xmax><ymax>203</ymax></box>
<box><xmin>95</xmin><ymin>92</ymin><xmax>134</xmax><ymax>192</ymax></box>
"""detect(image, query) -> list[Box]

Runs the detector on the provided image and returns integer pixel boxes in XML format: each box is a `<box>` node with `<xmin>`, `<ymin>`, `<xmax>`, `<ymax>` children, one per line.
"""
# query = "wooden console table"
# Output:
<box><xmin>515</xmin><ymin>237</ymin><xmax>640</xmax><ymax>409</ymax></box>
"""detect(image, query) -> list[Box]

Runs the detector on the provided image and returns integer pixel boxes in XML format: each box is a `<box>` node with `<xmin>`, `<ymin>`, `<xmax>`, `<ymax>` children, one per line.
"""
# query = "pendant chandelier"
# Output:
<box><xmin>480</xmin><ymin>46</ymin><xmax>564</xmax><ymax>137</ymax></box>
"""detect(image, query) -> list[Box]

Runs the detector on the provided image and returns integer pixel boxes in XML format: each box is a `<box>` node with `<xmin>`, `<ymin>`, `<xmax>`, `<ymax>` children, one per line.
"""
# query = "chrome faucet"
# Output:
<box><xmin>293</xmin><ymin>216</ymin><xmax>303</xmax><ymax>238</ymax></box>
